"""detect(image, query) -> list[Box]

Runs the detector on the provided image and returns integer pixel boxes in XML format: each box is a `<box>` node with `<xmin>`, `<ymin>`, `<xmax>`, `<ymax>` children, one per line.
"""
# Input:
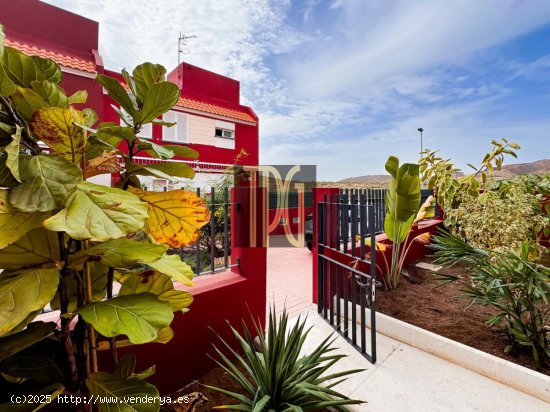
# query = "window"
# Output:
<box><xmin>139</xmin><ymin>123</ymin><xmax>153</xmax><ymax>140</ymax></box>
<box><xmin>215</xmin><ymin>128</ymin><xmax>234</xmax><ymax>139</ymax></box>
<box><xmin>162</xmin><ymin>110</ymin><xmax>188</xmax><ymax>143</ymax></box>
<box><xmin>119</xmin><ymin>108</ymin><xmax>152</xmax><ymax>139</ymax></box>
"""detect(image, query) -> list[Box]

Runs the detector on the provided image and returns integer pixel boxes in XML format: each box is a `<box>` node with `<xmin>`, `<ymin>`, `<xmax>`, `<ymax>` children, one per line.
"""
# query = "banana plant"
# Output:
<box><xmin>383</xmin><ymin>156</ymin><xmax>421</xmax><ymax>289</ymax></box>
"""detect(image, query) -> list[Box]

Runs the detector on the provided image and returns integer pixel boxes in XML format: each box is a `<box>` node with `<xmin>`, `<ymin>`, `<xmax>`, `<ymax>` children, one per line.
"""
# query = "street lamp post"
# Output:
<box><xmin>417</xmin><ymin>128</ymin><xmax>424</xmax><ymax>157</ymax></box>
<box><xmin>418</xmin><ymin>128</ymin><xmax>424</xmax><ymax>188</ymax></box>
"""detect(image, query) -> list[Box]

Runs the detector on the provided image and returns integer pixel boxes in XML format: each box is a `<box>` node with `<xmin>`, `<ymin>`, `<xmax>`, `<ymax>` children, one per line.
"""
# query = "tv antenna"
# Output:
<box><xmin>178</xmin><ymin>33</ymin><xmax>197</xmax><ymax>84</ymax></box>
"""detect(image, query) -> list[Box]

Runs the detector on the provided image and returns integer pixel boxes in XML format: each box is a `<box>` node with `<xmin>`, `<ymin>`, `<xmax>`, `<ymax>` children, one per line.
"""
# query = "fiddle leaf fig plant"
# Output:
<box><xmin>0</xmin><ymin>23</ymin><xmax>209</xmax><ymax>411</ymax></box>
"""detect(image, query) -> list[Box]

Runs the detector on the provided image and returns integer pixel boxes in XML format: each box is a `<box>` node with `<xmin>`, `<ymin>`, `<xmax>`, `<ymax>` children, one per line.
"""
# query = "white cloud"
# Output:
<box><xmin>43</xmin><ymin>0</ymin><xmax>550</xmax><ymax>181</ymax></box>
<box><xmin>285</xmin><ymin>0</ymin><xmax>550</xmax><ymax>100</ymax></box>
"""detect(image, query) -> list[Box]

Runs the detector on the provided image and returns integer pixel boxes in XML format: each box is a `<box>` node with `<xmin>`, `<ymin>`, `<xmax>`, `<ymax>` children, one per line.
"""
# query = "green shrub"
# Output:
<box><xmin>431</xmin><ymin>231</ymin><xmax>550</xmax><ymax>368</ymax></box>
<box><xmin>445</xmin><ymin>179</ymin><xmax>549</xmax><ymax>255</ymax></box>
<box><xmin>207</xmin><ymin>308</ymin><xmax>364</xmax><ymax>411</ymax></box>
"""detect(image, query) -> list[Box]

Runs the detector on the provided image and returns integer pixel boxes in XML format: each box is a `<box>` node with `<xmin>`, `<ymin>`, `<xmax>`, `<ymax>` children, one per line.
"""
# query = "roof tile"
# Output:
<box><xmin>177</xmin><ymin>97</ymin><xmax>256</xmax><ymax>123</ymax></box>
<box><xmin>4</xmin><ymin>39</ymin><xmax>97</xmax><ymax>74</ymax></box>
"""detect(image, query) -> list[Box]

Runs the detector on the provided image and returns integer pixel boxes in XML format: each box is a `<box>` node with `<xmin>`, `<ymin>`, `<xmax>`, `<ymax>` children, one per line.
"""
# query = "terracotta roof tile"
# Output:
<box><xmin>177</xmin><ymin>97</ymin><xmax>256</xmax><ymax>123</ymax></box>
<box><xmin>4</xmin><ymin>39</ymin><xmax>97</xmax><ymax>74</ymax></box>
<box><xmin>119</xmin><ymin>80</ymin><xmax>255</xmax><ymax>123</ymax></box>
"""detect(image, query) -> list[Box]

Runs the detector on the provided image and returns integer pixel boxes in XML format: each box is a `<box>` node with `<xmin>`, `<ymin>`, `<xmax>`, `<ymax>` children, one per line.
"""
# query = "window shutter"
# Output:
<box><xmin>163</xmin><ymin>111</ymin><xmax>177</xmax><ymax>141</ymax></box>
<box><xmin>175</xmin><ymin>112</ymin><xmax>188</xmax><ymax>143</ymax></box>
<box><xmin>140</xmin><ymin>123</ymin><xmax>153</xmax><ymax>139</ymax></box>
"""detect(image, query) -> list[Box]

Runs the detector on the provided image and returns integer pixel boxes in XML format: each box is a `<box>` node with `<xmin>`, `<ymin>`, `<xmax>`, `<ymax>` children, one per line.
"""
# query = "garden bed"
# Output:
<box><xmin>375</xmin><ymin>258</ymin><xmax>550</xmax><ymax>376</ymax></box>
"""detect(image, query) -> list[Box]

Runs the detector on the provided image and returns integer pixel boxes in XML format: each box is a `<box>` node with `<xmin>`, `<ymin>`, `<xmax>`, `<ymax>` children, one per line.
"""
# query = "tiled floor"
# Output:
<box><xmin>266</xmin><ymin>243</ymin><xmax>314</xmax><ymax>318</ymax></box>
<box><xmin>298</xmin><ymin>310</ymin><xmax>549</xmax><ymax>411</ymax></box>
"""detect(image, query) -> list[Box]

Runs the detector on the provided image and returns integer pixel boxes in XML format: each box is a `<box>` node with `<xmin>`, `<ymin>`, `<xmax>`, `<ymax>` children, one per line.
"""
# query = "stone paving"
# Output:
<box><xmin>266</xmin><ymin>244</ymin><xmax>313</xmax><ymax>318</ymax></box>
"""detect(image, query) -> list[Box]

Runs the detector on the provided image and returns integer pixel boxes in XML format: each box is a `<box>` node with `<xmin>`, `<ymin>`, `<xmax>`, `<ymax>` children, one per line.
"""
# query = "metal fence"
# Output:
<box><xmin>171</xmin><ymin>186</ymin><xmax>238</xmax><ymax>276</ymax></box>
<box><xmin>338</xmin><ymin>188</ymin><xmax>437</xmax><ymax>243</ymax></box>
<box><xmin>317</xmin><ymin>193</ymin><xmax>377</xmax><ymax>363</ymax></box>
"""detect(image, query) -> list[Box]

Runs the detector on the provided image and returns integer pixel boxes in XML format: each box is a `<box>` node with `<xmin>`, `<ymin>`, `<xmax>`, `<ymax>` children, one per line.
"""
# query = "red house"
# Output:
<box><xmin>0</xmin><ymin>0</ymin><xmax>259</xmax><ymax>190</ymax></box>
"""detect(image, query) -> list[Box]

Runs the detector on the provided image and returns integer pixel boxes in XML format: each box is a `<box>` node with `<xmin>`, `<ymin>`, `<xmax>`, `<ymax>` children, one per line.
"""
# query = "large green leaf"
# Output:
<box><xmin>96</xmin><ymin>74</ymin><xmax>137</xmax><ymax>120</ymax></box>
<box><xmin>140</xmin><ymin>142</ymin><xmax>199</xmax><ymax>161</ymax></box>
<box><xmin>31</xmin><ymin>56</ymin><xmax>62</xmax><ymax>84</ymax></box>
<box><xmin>127</xmin><ymin>162</ymin><xmax>195</xmax><ymax>180</ymax></box>
<box><xmin>133</xmin><ymin>63</ymin><xmax>167</xmax><ymax>105</ymax></box>
<box><xmin>0</xmin><ymin>268</ymin><xmax>59</xmax><ymax>337</ymax></box>
<box><xmin>0</xmin><ymin>337</ymin><xmax>66</xmax><ymax>383</ymax></box>
<box><xmin>9</xmin><ymin>155</ymin><xmax>82</xmax><ymax>213</ymax></box>
<box><xmin>11</xmin><ymin>87</ymin><xmax>48</xmax><ymax>119</ymax></box>
<box><xmin>69</xmin><ymin>238</ymin><xmax>167</xmax><ymax>268</ymax></box>
<box><xmin>85</xmin><ymin>122</ymin><xmax>130</xmax><ymax>159</ymax></box>
<box><xmin>30</xmin><ymin>107</ymin><xmax>89</xmax><ymax>162</ymax></box>
<box><xmin>163</xmin><ymin>144</ymin><xmax>199</xmax><ymax>159</ymax></box>
<box><xmin>87</xmin><ymin>372</ymin><xmax>160</xmax><ymax>412</ymax></box>
<box><xmin>77</xmin><ymin>293</ymin><xmax>173</xmax><ymax>344</ymax></box>
<box><xmin>0</xmin><ymin>190</ymin><xmax>47</xmax><ymax>249</ymax></box>
<box><xmin>30</xmin><ymin>80</ymin><xmax>68</xmax><ymax>107</ymax></box>
<box><xmin>0</xmin><ymin>321</ymin><xmax>56</xmax><ymax>363</ymax></box>
<box><xmin>0</xmin><ymin>153</ymin><xmax>19</xmax><ymax>188</ymax></box>
<box><xmin>4</xmin><ymin>126</ymin><xmax>22</xmax><ymax>182</ymax></box>
<box><xmin>138</xmin><ymin>82</ymin><xmax>180</xmax><ymax>123</ymax></box>
<box><xmin>67</xmin><ymin>90</ymin><xmax>88</xmax><ymax>105</ymax></box>
<box><xmin>384</xmin><ymin>156</ymin><xmax>421</xmax><ymax>243</ymax></box>
<box><xmin>43</xmin><ymin>181</ymin><xmax>147</xmax><ymax>241</ymax></box>
<box><xmin>0</xmin><ymin>65</ymin><xmax>16</xmax><ymax>96</ymax></box>
<box><xmin>2</xmin><ymin>47</ymin><xmax>44</xmax><ymax>87</ymax></box>
<box><xmin>1</xmin><ymin>46</ymin><xmax>61</xmax><ymax>95</ymax></box>
<box><xmin>0</xmin><ymin>228</ymin><xmax>60</xmax><ymax>269</ymax></box>
<box><xmin>120</xmin><ymin>272</ymin><xmax>193</xmax><ymax>312</ymax></box>
<box><xmin>138</xmin><ymin>140</ymin><xmax>175</xmax><ymax>160</ymax></box>
<box><xmin>148</xmin><ymin>254</ymin><xmax>194</xmax><ymax>286</ymax></box>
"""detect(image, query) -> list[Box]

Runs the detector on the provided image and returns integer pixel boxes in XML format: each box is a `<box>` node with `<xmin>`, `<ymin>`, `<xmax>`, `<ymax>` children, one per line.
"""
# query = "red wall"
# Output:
<box><xmin>168</xmin><ymin>63</ymin><xmax>240</xmax><ymax>105</ymax></box>
<box><xmin>101</xmin><ymin>186</ymin><xmax>267</xmax><ymax>394</ymax></box>
<box><xmin>102</xmin><ymin>69</ymin><xmax>259</xmax><ymax>167</ymax></box>
<box><xmin>0</xmin><ymin>0</ymin><xmax>98</xmax><ymax>61</ymax></box>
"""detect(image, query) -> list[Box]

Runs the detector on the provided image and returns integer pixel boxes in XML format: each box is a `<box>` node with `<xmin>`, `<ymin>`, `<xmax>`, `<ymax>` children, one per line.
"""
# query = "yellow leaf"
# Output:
<box><xmin>354</xmin><ymin>235</ymin><xmax>387</xmax><ymax>252</ymax></box>
<box><xmin>128</xmin><ymin>188</ymin><xmax>209</xmax><ymax>248</ymax></box>
<box><xmin>413</xmin><ymin>232</ymin><xmax>431</xmax><ymax>244</ymax></box>
<box><xmin>29</xmin><ymin>107</ymin><xmax>88</xmax><ymax>162</ymax></box>
<box><xmin>414</xmin><ymin>195</ymin><xmax>435</xmax><ymax>224</ymax></box>
<box><xmin>84</xmin><ymin>150</ymin><xmax>120</xmax><ymax>179</ymax></box>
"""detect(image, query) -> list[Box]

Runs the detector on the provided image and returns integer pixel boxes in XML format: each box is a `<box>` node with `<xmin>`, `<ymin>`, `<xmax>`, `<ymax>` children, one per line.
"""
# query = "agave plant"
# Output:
<box><xmin>206</xmin><ymin>308</ymin><xmax>364</xmax><ymax>411</ymax></box>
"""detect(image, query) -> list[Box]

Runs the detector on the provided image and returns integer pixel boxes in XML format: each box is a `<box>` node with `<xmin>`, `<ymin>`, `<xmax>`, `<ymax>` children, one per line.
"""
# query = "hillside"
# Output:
<box><xmin>331</xmin><ymin>159</ymin><xmax>549</xmax><ymax>188</ymax></box>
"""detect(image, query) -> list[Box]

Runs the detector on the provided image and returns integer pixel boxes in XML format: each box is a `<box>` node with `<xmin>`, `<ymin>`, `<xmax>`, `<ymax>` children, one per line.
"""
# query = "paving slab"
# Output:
<box><xmin>295</xmin><ymin>309</ymin><xmax>549</xmax><ymax>412</ymax></box>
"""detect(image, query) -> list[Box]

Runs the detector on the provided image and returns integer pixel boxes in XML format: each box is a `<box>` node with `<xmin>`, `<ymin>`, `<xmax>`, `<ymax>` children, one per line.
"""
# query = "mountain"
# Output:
<box><xmin>334</xmin><ymin>159</ymin><xmax>549</xmax><ymax>188</ymax></box>
<box><xmin>493</xmin><ymin>159</ymin><xmax>550</xmax><ymax>177</ymax></box>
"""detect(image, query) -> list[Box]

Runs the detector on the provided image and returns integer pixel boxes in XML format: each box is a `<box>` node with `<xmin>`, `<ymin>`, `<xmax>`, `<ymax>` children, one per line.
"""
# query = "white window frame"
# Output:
<box><xmin>214</xmin><ymin>120</ymin><xmax>235</xmax><ymax>139</ymax></box>
<box><xmin>215</xmin><ymin>128</ymin><xmax>234</xmax><ymax>139</ymax></box>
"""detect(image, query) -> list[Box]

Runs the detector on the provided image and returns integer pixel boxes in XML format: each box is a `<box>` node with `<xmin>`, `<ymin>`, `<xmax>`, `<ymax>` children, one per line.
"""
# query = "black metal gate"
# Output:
<box><xmin>317</xmin><ymin>190</ymin><xmax>377</xmax><ymax>363</ymax></box>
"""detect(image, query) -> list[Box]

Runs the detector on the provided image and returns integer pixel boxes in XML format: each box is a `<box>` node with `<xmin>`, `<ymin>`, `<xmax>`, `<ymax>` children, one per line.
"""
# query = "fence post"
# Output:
<box><xmin>312</xmin><ymin>187</ymin><xmax>339</xmax><ymax>305</ymax></box>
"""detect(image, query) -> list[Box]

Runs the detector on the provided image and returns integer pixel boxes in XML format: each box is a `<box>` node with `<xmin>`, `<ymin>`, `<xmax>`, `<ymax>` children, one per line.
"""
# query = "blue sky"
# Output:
<box><xmin>46</xmin><ymin>0</ymin><xmax>550</xmax><ymax>180</ymax></box>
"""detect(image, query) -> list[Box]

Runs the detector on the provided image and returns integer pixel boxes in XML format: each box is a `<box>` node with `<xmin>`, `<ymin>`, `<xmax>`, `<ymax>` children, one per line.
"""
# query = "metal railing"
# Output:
<box><xmin>317</xmin><ymin>193</ymin><xmax>377</xmax><ymax>363</ymax></box>
<box><xmin>171</xmin><ymin>186</ymin><xmax>238</xmax><ymax>276</ymax></box>
<box><xmin>338</xmin><ymin>188</ymin><xmax>437</xmax><ymax>241</ymax></box>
